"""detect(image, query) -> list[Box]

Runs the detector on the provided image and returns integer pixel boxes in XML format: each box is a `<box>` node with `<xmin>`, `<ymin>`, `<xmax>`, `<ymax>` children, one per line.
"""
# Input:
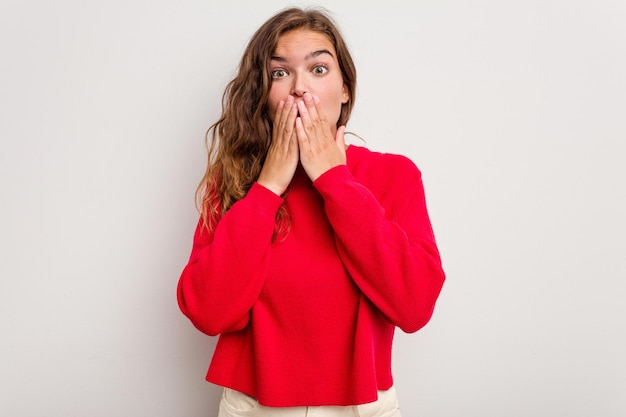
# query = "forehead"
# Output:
<box><xmin>273</xmin><ymin>29</ymin><xmax>336</xmax><ymax>56</ymax></box>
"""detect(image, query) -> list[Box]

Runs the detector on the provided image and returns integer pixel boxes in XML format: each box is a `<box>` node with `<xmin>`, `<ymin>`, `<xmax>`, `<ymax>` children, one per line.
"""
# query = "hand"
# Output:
<box><xmin>257</xmin><ymin>96</ymin><xmax>299</xmax><ymax>196</ymax></box>
<box><xmin>295</xmin><ymin>93</ymin><xmax>347</xmax><ymax>182</ymax></box>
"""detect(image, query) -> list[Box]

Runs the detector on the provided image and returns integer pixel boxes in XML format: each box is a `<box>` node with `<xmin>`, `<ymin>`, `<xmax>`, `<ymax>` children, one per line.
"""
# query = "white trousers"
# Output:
<box><xmin>217</xmin><ymin>386</ymin><xmax>403</xmax><ymax>417</ymax></box>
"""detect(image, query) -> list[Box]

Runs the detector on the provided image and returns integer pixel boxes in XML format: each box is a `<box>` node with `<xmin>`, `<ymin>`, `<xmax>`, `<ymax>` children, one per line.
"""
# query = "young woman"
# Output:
<box><xmin>177</xmin><ymin>7</ymin><xmax>445</xmax><ymax>417</ymax></box>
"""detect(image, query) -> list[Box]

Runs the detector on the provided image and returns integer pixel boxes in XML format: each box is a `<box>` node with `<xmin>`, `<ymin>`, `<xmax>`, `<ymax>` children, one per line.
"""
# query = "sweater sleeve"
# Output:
<box><xmin>177</xmin><ymin>182</ymin><xmax>284</xmax><ymax>336</ymax></box>
<box><xmin>312</xmin><ymin>158</ymin><xmax>445</xmax><ymax>333</ymax></box>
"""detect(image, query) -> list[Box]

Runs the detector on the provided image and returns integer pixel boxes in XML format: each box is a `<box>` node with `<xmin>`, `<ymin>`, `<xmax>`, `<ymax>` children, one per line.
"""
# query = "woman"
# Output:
<box><xmin>177</xmin><ymin>7</ymin><xmax>445</xmax><ymax>417</ymax></box>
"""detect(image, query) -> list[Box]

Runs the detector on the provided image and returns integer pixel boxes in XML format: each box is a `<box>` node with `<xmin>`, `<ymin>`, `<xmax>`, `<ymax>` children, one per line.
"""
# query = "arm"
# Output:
<box><xmin>313</xmin><ymin>158</ymin><xmax>445</xmax><ymax>333</ymax></box>
<box><xmin>179</xmin><ymin>96</ymin><xmax>298</xmax><ymax>336</ymax></box>
<box><xmin>177</xmin><ymin>183</ymin><xmax>283</xmax><ymax>336</ymax></box>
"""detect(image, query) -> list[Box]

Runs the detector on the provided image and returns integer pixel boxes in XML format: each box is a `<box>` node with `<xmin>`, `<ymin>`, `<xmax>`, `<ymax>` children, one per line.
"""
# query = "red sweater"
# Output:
<box><xmin>177</xmin><ymin>145</ymin><xmax>445</xmax><ymax>407</ymax></box>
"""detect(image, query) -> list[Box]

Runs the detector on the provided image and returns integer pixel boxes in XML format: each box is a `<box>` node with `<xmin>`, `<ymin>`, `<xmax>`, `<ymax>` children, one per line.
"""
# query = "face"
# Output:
<box><xmin>268</xmin><ymin>29</ymin><xmax>349</xmax><ymax>130</ymax></box>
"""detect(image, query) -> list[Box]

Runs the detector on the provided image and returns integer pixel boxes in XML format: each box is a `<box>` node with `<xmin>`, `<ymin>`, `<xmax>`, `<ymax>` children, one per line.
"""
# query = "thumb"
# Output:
<box><xmin>335</xmin><ymin>125</ymin><xmax>346</xmax><ymax>149</ymax></box>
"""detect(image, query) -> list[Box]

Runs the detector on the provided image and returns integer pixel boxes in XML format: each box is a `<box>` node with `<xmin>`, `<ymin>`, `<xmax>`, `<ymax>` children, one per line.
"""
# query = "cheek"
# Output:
<box><xmin>324</xmin><ymin>89</ymin><xmax>345</xmax><ymax>122</ymax></box>
<box><xmin>267</xmin><ymin>92</ymin><xmax>279</xmax><ymax>116</ymax></box>
<box><xmin>268</xmin><ymin>83</ymin><xmax>289</xmax><ymax>116</ymax></box>
<box><xmin>322</xmin><ymin>79</ymin><xmax>347</xmax><ymax>113</ymax></box>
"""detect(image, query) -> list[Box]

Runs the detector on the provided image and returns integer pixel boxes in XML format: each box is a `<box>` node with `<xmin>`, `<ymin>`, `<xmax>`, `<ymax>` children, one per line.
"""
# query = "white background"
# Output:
<box><xmin>1</xmin><ymin>1</ymin><xmax>624</xmax><ymax>416</ymax></box>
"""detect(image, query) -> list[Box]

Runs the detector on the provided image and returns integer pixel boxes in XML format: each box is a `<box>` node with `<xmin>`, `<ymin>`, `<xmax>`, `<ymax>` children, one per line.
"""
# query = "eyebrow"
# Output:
<box><xmin>270</xmin><ymin>49</ymin><xmax>335</xmax><ymax>63</ymax></box>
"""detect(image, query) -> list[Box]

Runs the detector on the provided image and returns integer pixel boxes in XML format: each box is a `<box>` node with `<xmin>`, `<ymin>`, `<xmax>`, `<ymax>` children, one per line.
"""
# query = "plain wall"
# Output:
<box><xmin>1</xmin><ymin>0</ymin><xmax>624</xmax><ymax>416</ymax></box>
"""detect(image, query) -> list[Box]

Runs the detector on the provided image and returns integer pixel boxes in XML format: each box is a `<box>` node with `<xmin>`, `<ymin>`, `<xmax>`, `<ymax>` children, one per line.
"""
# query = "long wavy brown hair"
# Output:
<box><xmin>197</xmin><ymin>7</ymin><xmax>357</xmax><ymax>238</ymax></box>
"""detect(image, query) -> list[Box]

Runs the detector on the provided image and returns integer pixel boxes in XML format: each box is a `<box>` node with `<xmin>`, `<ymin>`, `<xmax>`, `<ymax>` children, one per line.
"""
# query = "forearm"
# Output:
<box><xmin>177</xmin><ymin>183</ymin><xmax>283</xmax><ymax>336</ymax></box>
<box><xmin>314</xmin><ymin>164</ymin><xmax>445</xmax><ymax>333</ymax></box>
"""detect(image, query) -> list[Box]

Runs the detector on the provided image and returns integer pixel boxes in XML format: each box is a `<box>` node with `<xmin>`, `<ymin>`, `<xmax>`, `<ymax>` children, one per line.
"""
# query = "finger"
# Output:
<box><xmin>278</xmin><ymin>96</ymin><xmax>295</xmax><ymax>128</ymax></box>
<box><xmin>273</xmin><ymin>99</ymin><xmax>285</xmax><ymax>123</ymax></box>
<box><xmin>286</xmin><ymin>99</ymin><xmax>298</xmax><ymax>127</ymax></box>
<box><xmin>282</xmin><ymin>100</ymin><xmax>297</xmax><ymax>133</ymax></box>
<box><xmin>302</xmin><ymin>92</ymin><xmax>321</xmax><ymax>123</ymax></box>
<box><xmin>274</xmin><ymin>96</ymin><xmax>296</xmax><ymax>146</ymax></box>
<box><xmin>298</xmin><ymin>93</ymin><xmax>320</xmax><ymax>131</ymax></box>
<box><xmin>295</xmin><ymin>116</ymin><xmax>309</xmax><ymax>149</ymax></box>
<box><xmin>296</xmin><ymin>98</ymin><xmax>311</xmax><ymax>131</ymax></box>
<box><xmin>286</xmin><ymin>106</ymin><xmax>299</xmax><ymax>150</ymax></box>
<box><xmin>297</xmin><ymin>98</ymin><xmax>324</xmax><ymax>146</ymax></box>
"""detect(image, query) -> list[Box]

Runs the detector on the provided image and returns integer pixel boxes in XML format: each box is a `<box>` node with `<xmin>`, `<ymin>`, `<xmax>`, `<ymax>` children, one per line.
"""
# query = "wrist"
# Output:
<box><xmin>256</xmin><ymin>179</ymin><xmax>286</xmax><ymax>196</ymax></box>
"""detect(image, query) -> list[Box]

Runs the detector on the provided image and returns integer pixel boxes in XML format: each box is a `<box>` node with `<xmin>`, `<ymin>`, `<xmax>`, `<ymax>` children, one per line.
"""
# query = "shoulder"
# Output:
<box><xmin>345</xmin><ymin>145</ymin><xmax>424</xmax><ymax>218</ymax></box>
<box><xmin>347</xmin><ymin>145</ymin><xmax>422</xmax><ymax>183</ymax></box>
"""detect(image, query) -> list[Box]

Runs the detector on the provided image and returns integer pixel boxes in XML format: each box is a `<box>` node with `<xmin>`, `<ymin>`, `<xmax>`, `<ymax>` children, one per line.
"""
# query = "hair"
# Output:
<box><xmin>196</xmin><ymin>7</ymin><xmax>357</xmax><ymax>238</ymax></box>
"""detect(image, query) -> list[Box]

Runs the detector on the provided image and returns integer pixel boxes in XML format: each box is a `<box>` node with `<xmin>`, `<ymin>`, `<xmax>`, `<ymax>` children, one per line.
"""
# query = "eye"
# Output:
<box><xmin>312</xmin><ymin>65</ymin><xmax>328</xmax><ymax>75</ymax></box>
<box><xmin>271</xmin><ymin>69</ymin><xmax>288</xmax><ymax>79</ymax></box>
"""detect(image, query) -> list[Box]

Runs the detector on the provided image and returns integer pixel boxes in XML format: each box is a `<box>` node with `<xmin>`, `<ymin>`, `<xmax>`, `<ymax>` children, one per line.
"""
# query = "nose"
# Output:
<box><xmin>291</xmin><ymin>72</ymin><xmax>308</xmax><ymax>98</ymax></box>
